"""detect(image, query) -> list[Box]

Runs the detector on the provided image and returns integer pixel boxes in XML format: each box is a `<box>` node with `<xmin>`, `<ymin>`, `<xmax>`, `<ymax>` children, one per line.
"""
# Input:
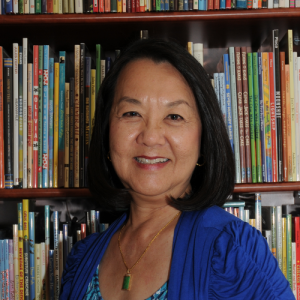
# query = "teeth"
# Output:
<box><xmin>135</xmin><ymin>157</ymin><xmax>169</xmax><ymax>164</ymax></box>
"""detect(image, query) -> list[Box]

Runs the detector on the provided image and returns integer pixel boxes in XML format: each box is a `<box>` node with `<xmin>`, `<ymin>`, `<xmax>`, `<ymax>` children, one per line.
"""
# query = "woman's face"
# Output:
<box><xmin>109</xmin><ymin>59</ymin><xmax>202</xmax><ymax>201</ymax></box>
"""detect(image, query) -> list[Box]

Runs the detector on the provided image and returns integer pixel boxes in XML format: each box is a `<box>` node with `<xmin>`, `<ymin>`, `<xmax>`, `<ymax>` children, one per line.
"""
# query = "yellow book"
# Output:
<box><xmin>90</xmin><ymin>69</ymin><xmax>96</xmax><ymax>145</ymax></box>
<box><xmin>187</xmin><ymin>42</ymin><xmax>193</xmax><ymax>55</ymax></box>
<box><xmin>18</xmin><ymin>203</ymin><xmax>24</xmax><ymax>300</ymax></box>
<box><xmin>249</xmin><ymin>219</ymin><xmax>256</xmax><ymax>228</ymax></box>
<box><xmin>287</xmin><ymin>30</ymin><xmax>297</xmax><ymax>181</ymax></box>
<box><xmin>64</xmin><ymin>83</ymin><xmax>70</xmax><ymax>188</ymax></box>
<box><xmin>282</xmin><ymin>216</ymin><xmax>287</xmax><ymax>279</ymax></box>
<box><xmin>53</xmin><ymin>0</ymin><xmax>58</xmax><ymax>12</ymax></box>
<box><xmin>117</xmin><ymin>0</ymin><xmax>122</xmax><ymax>12</ymax></box>
<box><xmin>22</xmin><ymin>199</ymin><xmax>29</xmax><ymax>240</ymax></box>
<box><xmin>54</xmin><ymin>63</ymin><xmax>59</xmax><ymax>188</ymax></box>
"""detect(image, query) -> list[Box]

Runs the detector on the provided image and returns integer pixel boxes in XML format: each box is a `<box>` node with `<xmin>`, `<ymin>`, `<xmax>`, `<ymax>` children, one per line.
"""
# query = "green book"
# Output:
<box><xmin>96</xmin><ymin>44</ymin><xmax>101</xmax><ymax>98</ymax></box>
<box><xmin>35</xmin><ymin>0</ymin><xmax>41</xmax><ymax>13</ymax></box>
<box><xmin>111</xmin><ymin>0</ymin><xmax>117</xmax><ymax>12</ymax></box>
<box><xmin>19</xmin><ymin>0</ymin><xmax>24</xmax><ymax>13</ymax></box>
<box><xmin>286</xmin><ymin>214</ymin><xmax>292</xmax><ymax>289</ymax></box>
<box><xmin>247</xmin><ymin>53</ymin><xmax>256</xmax><ymax>183</ymax></box>
<box><xmin>156</xmin><ymin>0</ymin><xmax>160</xmax><ymax>10</ymax></box>
<box><xmin>252</xmin><ymin>53</ymin><xmax>262</xmax><ymax>183</ymax></box>
<box><xmin>38</xmin><ymin>46</ymin><xmax>43</xmax><ymax>188</ymax></box>
<box><xmin>271</xmin><ymin>206</ymin><xmax>277</xmax><ymax>258</ymax></box>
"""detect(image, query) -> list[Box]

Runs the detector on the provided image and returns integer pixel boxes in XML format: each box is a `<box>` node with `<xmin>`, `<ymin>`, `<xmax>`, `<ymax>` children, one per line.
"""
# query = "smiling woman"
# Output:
<box><xmin>60</xmin><ymin>39</ymin><xmax>294</xmax><ymax>300</ymax></box>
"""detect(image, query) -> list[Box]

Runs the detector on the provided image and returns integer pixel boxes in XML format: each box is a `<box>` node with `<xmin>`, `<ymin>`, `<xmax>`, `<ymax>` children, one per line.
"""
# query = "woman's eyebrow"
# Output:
<box><xmin>117</xmin><ymin>96</ymin><xmax>141</xmax><ymax>106</ymax></box>
<box><xmin>166</xmin><ymin>99</ymin><xmax>191</xmax><ymax>108</ymax></box>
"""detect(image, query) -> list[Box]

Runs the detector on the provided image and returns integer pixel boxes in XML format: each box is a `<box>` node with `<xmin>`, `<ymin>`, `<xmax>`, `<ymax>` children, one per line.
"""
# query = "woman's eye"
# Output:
<box><xmin>122</xmin><ymin>111</ymin><xmax>140</xmax><ymax>117</ymax></box>
<box><xmin>167</xmin><ymin>114</ymin><xmax>183</xmax><ymax>121</ymax></box>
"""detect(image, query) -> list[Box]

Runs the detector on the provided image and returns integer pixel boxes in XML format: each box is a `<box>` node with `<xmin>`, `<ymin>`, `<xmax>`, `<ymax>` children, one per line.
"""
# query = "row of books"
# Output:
<box><xmin>0</xmin><ymin>0</ymin><xmax>298</xmax><ymax>14</ymax></box>
<box><xmin>0</xmin><ymin>39</ymin><xmax>115</xmax><ymax>189</ymax></box>
<box><xmin>0</xmin><ymin>199</ymin><xmax>109</xmax><ymax>300</ymax></box>
<box><xmin>204</xmin><ymin>29</ymin><xmax>300</xmax><ymax>184</ymax></box>
<box><xmin>224</xmin><ymin>193</ymin><xmax>299</xmax><ymax>298</ymax></box>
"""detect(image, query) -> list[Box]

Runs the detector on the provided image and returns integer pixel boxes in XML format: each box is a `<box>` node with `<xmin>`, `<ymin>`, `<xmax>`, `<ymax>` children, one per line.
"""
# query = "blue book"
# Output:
<box><xmin>223</xmin><ymin>54</ymin><xmax>234</xmax><ymax>154</ymax></box>
<box><xmin>213</xmin><ymin>73</ymin><xmax>220</xmax><ymax>107</ymax></box>
<box><xmin>258</xmin><ymin>53</ymin><xmax>266</xmax><ymax>182</ymax></box>
<box><xmin>95</xmin><ymin>211</ymin><xmax>100</xmax><ymax>233</ymax></box>
<box><xmin>48</xmin><ymin>58</ymin><xmax>54</xmax><ymax>188</ymax></box>
<box><xmin>105</xmin><ymin>57</ymin><xmax>111</xmax><ymax>75</ymax></box>
<box><xmin>29</xmin><ymin>212</ymin><xmax>35</xmax><ymax>300</ymax></box>
<box><xmin>236</xmin><ymin>0</ymin><xmax>246</xmax><ymax>8</ymax></box>
<box><xmin>63</xmin><ymin>224</ymin><xmax>68</xmax><ymax>269</ymax></box>
<box><xmin>19</xmin><ymin>46</ymin><xmax>23</xmax><ymax>189</ymax></box>
<box><xmin>183</xmin><ymin>0</ymin><xmax>188</xmax><ymax>9</ymax></box>
<box><xmin>45</xmin><ymin>205</ymin><xmax>50</xmax><ymax>258</ymax></box>
<box><xmin>42</xmin><ymin>45</ymin><xmax>49</xmax><ymax>188</ymax></box>
<box><xmin>49</xmin><ymin>250</ymin><xmax>55</xmax><ymax>300</ymax></box>
<box><xmin>220</xmin><ymin>0</ymin><xmax>225</xmax><ymax>8</ymax></box>
<box><xmin>160</xmin><ymin>0</ymin><xmax>164</xmax><ymax>10</ymax></box>
<box><xmin>24</xmin><ymin>238</ymin><xmax>30</xmax><ymax>300</ymax></box>
<box><xmin>0</xmin><ymin>240</ymin><xmax>3</xmax><ymax>299</ymax></box>
<box><xmin>219</xmin><ymin>73</ymin><xmax>227</xmax><ymax>127</ymax></box>
<box><xmin>198</xmin><ymin>0</ymin><xmax>206</xmax><ymax>10</ymax></box>
<box><xmin>164</xmin><ymin>0</ymin><xmax>169</xmax><ymax>10</ymax></box>
<box><xmin>2</xmin><ymin>0</ymin><xmax>6</xmax><ymax>14</ymax></box>
<box><xmin>53</xmin><ymin>211</ymin><xmax>59</xmax><ymax>250</ymax></box>
<box><xmin>5</xmin><ymin>0</ymin><xmax>12</xmax><ymax>13</ymax></box>
<box><xmin>3</xmin><ymin>240</ymin><xmax>9</xmax><ymax>299</ymax></box>
<box><xmin>59</xmin><ymin>51</ymin><xmax>66</xmax><ymax>187</ymax></box>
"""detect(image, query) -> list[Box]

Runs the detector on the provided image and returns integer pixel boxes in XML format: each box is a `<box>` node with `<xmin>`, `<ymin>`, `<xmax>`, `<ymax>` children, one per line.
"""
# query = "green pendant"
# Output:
<box><xmin>122</xmin><ymin>273</ymin><xmax>132</xmax><ymax>291</ymax></box>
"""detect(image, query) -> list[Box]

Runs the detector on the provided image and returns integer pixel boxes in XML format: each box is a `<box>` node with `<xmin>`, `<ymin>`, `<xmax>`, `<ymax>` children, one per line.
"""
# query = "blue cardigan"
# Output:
<box><xmin>60</xmin><ymin>206</ymin><xmax>294</xmax><ymax>300</ymax></box>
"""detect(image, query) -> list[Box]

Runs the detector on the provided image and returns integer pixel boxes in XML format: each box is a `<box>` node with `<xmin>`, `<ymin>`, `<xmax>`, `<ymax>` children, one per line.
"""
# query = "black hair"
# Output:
<box><xmin>87</xmin><ymin>38</ymin><xmax>235</xmax><ymax>211</ymax></box>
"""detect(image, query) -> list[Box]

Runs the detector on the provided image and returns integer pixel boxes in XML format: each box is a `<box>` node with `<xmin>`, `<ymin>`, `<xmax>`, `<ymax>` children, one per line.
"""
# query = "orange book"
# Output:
<box><xmin>0</xmin><ymin>47</ymin><xmax>4</xmax><ymax>189</ymax></box>
<box><xmin>286</xmin><ymin>64</ymin><xmax>292</xmax><ymax>181</ymax></box>
<box><xmin>139</xmin><ymin>0</ymin><xmax>145</xmax><ymax>11</ymax></box>
<box><xmin>269</xmin><ymin>53</ymin><xmax>278</xmax><ymax>182</ymax></box>
<box><xmin>280</xmin><ymin>53</ymin><xmax>288</xmax><ymax>182</ymax></box>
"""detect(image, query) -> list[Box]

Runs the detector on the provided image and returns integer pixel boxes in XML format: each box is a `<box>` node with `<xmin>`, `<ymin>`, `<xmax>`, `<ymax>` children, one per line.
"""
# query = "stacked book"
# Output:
<box><xmin>0</xmin><ymin>199</ymin><xmax>108</xmax><ymax>300</ymax></box>
<box><xmin>0</xmin><ymin>0</ymin><xmax>298</xmax><ymax>14</ymax></box>
<box><xmin>195</xmin><ymin>29</ymin><xmax>300</xmax><ymax>183</ymax></box>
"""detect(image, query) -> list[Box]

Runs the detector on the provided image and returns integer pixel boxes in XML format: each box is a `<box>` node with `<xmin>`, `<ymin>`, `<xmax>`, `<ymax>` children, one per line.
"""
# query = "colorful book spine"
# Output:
<box><xmin>271</xmin><ymin>206</ymin><xmax>276</xmax><ymax>258</ymax></box>
<box><xmin>13</xmin><ymin>43</ymin><xmax>19</xmax><ymax>188</ymax></box>
<box><xmin>33</xmin><ymin>46</ymin><xmax>39</xmax><ymax>189</ymax></box>
<box><xmin>4</xmin><ymin>240</ymin><xmax>9</xmax><ymax>300</ymax></box>
<box><xmin>6</xmin><ymin>0</ymin><xmax>13</xmax><ymax>11</ymax></box>
<box><xmin>63</xmin><ymin>224</ymin><xmax>68</xmax><ymax>268</ymax></box>
<box><xmin>53</xmin><ymin>212</ymin><xmax>59</xmax><ymax>299</ymax></box>
<box><xmin>296</xmin><ymin>56</ymin><xmax>300</xmax><ymax>182</ymax></box>
<box><xmin>41</xmin><ymin>242</ymin><xmax>46</xmax><ymax>300</ymax></box>
<box><xmin>241</xmin><ymin>47</ymin><xmax>251</xmax><ymax>183</ymax></box>
<box><xmin>269</xmin><ymin>52</ymin><xmax>278</xmax><ymax>182</ymax></box>
<box><xmin>69</xmin><ymin>78</ymin><xmax>74</xmax><ymax>188</ymax></box>
<box><xmin>81</xmin><ymin>224</ymin><xmax>86</xmax><ymax>239</ymax></box>
<box><xmin>18</xmin><ymin>203</ymin><xmax>24</xmax><ymax>300</ymax></box>
<box><xmin>9</xmin><ymin>239</ymin><xmax>14</xmax><ymax>300</ymax></box>
<box><xmin>276</xmin><ymin>205</ymin><xmax>282</xmax><ymax>271</ymax></box>
<box><xmin>255</xmin><ymin>193</ymin><xmax>262</xmax><ymax>232</ymax></box>
<box><xmin>45</xmin><ymin>205</ymin><xmax>50</xmax><ymax>299</ymax></box>
<box><xmin>49</xmin><ymin>250</ymin><xmax>54</xmax><ymax>300</ymax></box>
<box><xmin>0</xmin><ymin>47</ymin><xmax>4</xmax><ymax>189</ymax></box>
<box><xmin>29</xmin><ymin>212</ymin><xmax>35</xmax><ymax>300</ymax></box>
<box><xmin>0</xmin><ymin>240</ymin><xmax>3</xmax><ymax>300</ymax></box>
<box><xmin>43</xmin><ymin>45</ymin><xmax>49</xmax><ymax>188</ymax></box>
<box><xmin>53</xmin><ymin>63</ymin><xmax>59</xmax><ymax>188</ymax></box>
<box><xmin>3</xmin><ymin>58</ymin><xmax>14</xmax><ymax>189</ymax></box>
<box><xmin>229</xmin><ymin>47</ymin><xmax>241</xmax><ymax>184</ymax></box>
<box><xmin>273</xmin><ymin>29</ymin><xmax>283</xmax><ymax>182</ymax></box>
<box><xmin>58</xmin><ymin>51</ymin><xmax>66</xmax><ymax>188</ymax></box>
<box><xmin>286</xmin><ymin>65</ymin><xmax>292</xmax><ymax>182</ymax></box>
<box><xmin>23</xmin><ymin>38</ymin><xmax>28</xmax><ymax>189</ymax></box>
<box><xmin>248</xmin><ymin>53</ymin><xmax>257</xmax><ymax>183</ymax></box>
<box><xmin>218</xmin><ymin>73</ymin><xmax>227</xmax><ymax>126</ymax></box>
<box><xmin>292</xmin><ymin>242</ymin><xmax>297</xmax><ymax>297</ymax></box>
<box><xmin>223</xmin><ymin>54</ymin><xmax>234</xmax><ymax>154</ymax></box>
<box><xmin>18</xmin><ymin>46</ymin><xmax>24</xmax><ymax>189</ymax></box>
<box><xmin>287</xmin><ymin>214</ymin><xmax>293</xmax><ymax>289</ymax></box>
<box><xmin>23</xmin><ymin>200</ymin><xmax>29</xmax><ymax>294</ymax></box>
<box><xmin>64</xmin><ymin>82</ymin><xmax>70</xmax><ymax>188</ymax></box>
<box><xmin>85</xmin><ymin>57</ymin><xmax>91</xmax><ymax>187</ymax></box>
<box><xmin>27</xmin><ymin>63</ymin><xmax>33</xmax><ymax>189</ymax></box>
<box><xmin>13</xmin><ymin>224</ymin><xmax>19</xmax><ymax>300</ymax></box>
<box><xmin>293</xmin><ymin>216</ymin><xmax>300</xmax><ymax>297</ymax></box>
<box><xmin>38</xmin><ymin>46</ymin><xmax>43</xmax><ymax>188</ymax></box>
<box><xmin>253</xmin><ymin>53</ymin><xmax>262</xmax><ymax>183</ymax></box>
<box><xmin>59</xmin><ymin>231</ymin><xmax>63</xmax><ymax>289</ymax></box>
<box><xmin>49</xmin><ymin>58</ymin><xmax>54</xmax><ymax>188</ymax></box>
<box><xmin>34</xmin><ymin>244</ymin><xmax>41</xmax><ymax>300</ymax></box>
<box><xmin>282</xmin><ymin>215</ymin><xmax>287</xmax><ymax>279</ymax></box>
<box><xmin>262</xmin><ymin>52</ymin><xmax>272</xmax><ymax>182</ymax></box>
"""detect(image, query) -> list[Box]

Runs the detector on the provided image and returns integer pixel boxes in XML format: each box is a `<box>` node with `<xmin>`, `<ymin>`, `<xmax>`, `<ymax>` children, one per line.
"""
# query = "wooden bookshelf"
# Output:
<box><xmin>0</xmin><ymin>182</ymin><xmax>299</xmax><ymax>198</ymax></box>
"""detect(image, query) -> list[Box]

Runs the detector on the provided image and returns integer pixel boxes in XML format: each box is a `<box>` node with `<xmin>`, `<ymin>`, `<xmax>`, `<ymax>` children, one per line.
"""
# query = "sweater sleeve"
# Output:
<box><xmin>208</xmin><ymin>220</ymin><xmax>295</xmax><ymax>300</ymax></box>
<box><xmin>59</xmin><ymin>234</ymin><xmax>98</xmax><ymax>300</ymax></box>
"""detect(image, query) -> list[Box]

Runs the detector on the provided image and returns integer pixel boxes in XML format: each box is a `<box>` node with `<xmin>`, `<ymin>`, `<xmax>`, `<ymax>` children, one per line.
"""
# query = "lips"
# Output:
<box><xmin>134</xmin><ymin>157</ymin><xmax>169</xmax><ymax>164</ymax></box>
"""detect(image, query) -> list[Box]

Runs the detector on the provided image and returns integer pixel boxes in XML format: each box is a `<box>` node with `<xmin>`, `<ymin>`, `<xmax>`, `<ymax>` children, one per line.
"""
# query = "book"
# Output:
<box><xmin>27</xmin><ymin>63</ymin><xmax>33</xmax><ymax>189</ymax></box>
<box><xmin>35</xmin><ymin>243</ymin><xmax>41</xmax><ymax>300</ymax></box>
<box><xmin>13</xmin><ymin>224</ymin><xmax>19</xmax><ymax>300</ymax></box>
<box><xmin>29</xmin><ymin>212</ymin><xmax>35</xmax><ymax>300</ymax></box>
<box><xmin>286</xmin><ymin>64</ymin><xmax>293</xmax><ymax>182</ymax></box>
<box><xmin>49</xmin><ymin>250</ymin><xmax>54</xmax><ymax>300</ymax></box>
<box><xmin>58</xmin><ymin>51</ymin><xmax>66</xmax><ymax>188</ymax></box>
<box><xmin>276</xmin><ymin>205</ymin><xmax>282</xmax><ymax>271</ymax></box>
<box><xmin>54</xmin><ymin>63</ymin><xmax>59</xmax><ymax>188</ymax></box>
<box><xmin>287</xmin><ymin>214</ymin><xmax>293</xmax><ymax>289</ymax></box>
<box><xmin>63</xmin><ymin>224</ymin><xmax>68</xmax><ymax>269</ymax></box>
<box><xmin>18</xmin><ymin>46</ymin><xmax>23</xmax><ymax>189</ymax></box>
<box><xmin>18</xmin><ymin>203</ymin><xmax>24</xmax><ymax>300</ymax></box>
<box><xmin>255</xmin><ymin>193</ymin><xmax>262</xmax><ymax>232</ymax></box>
<box><xmin>0</xmin><ymin>240</ymin><xmax>3</xmax><ymax>299</ymax></box>
<box><xmin>45</xmin><ymin>206</ymin><xmax>50</xmax><ymax>299</ymax></box>
<box><xmin>292</xmin><ymin>242</ymin><xmax>297</xmax><ymax>297</ymax></box>
<box><xmin>90</xmin><ymin>70</ymin><xmax>96</xmax><ymax>145</ymax></box>
<box><xmin>219</xmin><ymin>73</ymin><xmax>227</xmax><ymax>126</ymax></box>
<box><xmin>293</xmin><ymin>216</ymin><xmax>300</xmax><ymax>297</ymax></box>
<box><xmin>9</xmin><ymin>239</ymin><xmax>14</xmax><ymax>299</ymax></box>
<box><xmin>38</xmin><ymin>46</ymin><xmax>43</xmax><ymax>188</ymax></box>
<box><xmin>43</xmin><ymin>45</ymin><xmax>49</xmax><ymax>188</ymax></box>
<box><xmin>23</xmin><ymin>38</ymin><xmax>28</xmax><ymax>189</ymax></box>
<box><xmin>282</xmin><ymin>215</ymin><xmax>287</xmax><ymax>278</ymax></box>
<box><xmin>271</xmin><ymin>206</ymin><xmax>276</xmax><ymax>258</ymax></box>
<box><xmin>0</xmin><ymin>47</ymin><xmax>4</xmax><ymax>189</ymax></box>
<box><xmin>69</xmin><ymin>78</ymin><xmax>74</xmax><ymax>188</ymax></box>
<box><xmin>95</xmin><ymin>44</ymin><xmax>101</xmax><ymax>97</ymax></box>
<box><xmin>3</xmin><ymin>240</ymin><xmax>9</xmax><ymax>299</ymax></box>
<box><xmin>49</xmin><ymin>58</ymin><xmax>54</xmax><ymax>188</ymax></box>
<box><xmin>241</xmin><ymin>47</ymin><xmax>252</xmax><ymax>183</ymax></box>
<box><xmin>59</xmin><ymin>231</ymin><xmax>63</xmax><ymax>289</ymax></box>
<box><xmin>41</xmin><ymin>242</ymin><xmax>46</xmax><ymax>300</ymax></box>
<box><xmin>64</xmin><ymin>83</ymin><xmax>70</xmax><ymax>188</ymax></box>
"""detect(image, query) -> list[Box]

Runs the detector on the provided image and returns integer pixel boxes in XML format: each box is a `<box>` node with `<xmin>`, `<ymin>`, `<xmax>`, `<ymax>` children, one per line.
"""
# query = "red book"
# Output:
<box><xmin>136</xmin><ymin>0</ymin><xmax>140</xmax><ymax>12</ymax></box>
<box><xmin>207</xmin><ymin>0</ymin><xmax>213</xmax><ymax>9</ymax></box>
<box><xmin>293</xmin><ymin>217</ymin><xmax>300</xmax><ymax>298</ymax></box>
<box><xmin>131</xmin><ymin>0</ymin><xmax>135</xmax><ymax>11</ymax></box>
<box><xmin>47</xmin><ymin>0</ymin><xmax>53</xmax><ymax>13</ymax></box>
<box><xmin>93</xmin><ymin>0</ymin><xmax>99</xmax><ymax>12</ymax></box>
<box><xmin>269</xmin><ymin>52</ymin><xmax>278</xmax><ymax>182</ymax></box>
<box><xmin>99</xmin><ymin>0</ymin><xmax>104</xmax><ymax>11</ymax></box>
<box><xmin>214</xmin><ymin>0</ymin><xmax>219</xmax><ymax>9</ymax></box>
<box><xmin>0</xmin><ymin>47</ymin><xmax>4</xmax><ymax>189</ymax></box>
<box><xmin>33</xmin><ymin>46</ymin><xmax>39</xmax><ymax>189</ymax></box>
<box><xmin>139</xmin><ymin>0</ymin><xmax>144</xmax><ymax>11</ymax></box>
<box><xmin>225</xmin><ymin>0</ymin><xmax>231</xmax><ymax>8</ymax></box>
<box><xmin>104</xmin><ymin>0</ymin><xmax>110</xmax><ymax>11</ymax></box>
<box><xmin>81</xmin><ymin>224</ymin><xmax>86</xmax><ymax>239</ymax></box>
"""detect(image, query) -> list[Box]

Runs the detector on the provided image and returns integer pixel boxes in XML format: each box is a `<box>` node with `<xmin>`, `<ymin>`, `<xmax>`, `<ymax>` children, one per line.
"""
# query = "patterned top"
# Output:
<box><xmin>83</xmin><ymin>266</ymin><xmax>168</xmax><ymax>300</ymax></box>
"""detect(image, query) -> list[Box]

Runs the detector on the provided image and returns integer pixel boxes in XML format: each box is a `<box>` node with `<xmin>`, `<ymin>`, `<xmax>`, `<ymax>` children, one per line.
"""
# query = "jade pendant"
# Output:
<box><xmin>122</xmin><ymin>273</ymin><xmax>132</xmax><ymax>291</ymax></box>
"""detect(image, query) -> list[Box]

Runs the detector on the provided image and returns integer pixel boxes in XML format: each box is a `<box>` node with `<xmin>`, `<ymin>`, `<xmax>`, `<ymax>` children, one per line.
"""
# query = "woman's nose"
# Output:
<box><xmin>136</xmin><ymin>121</ymin><xmax>166</xmax><ymax>147</ymax></box>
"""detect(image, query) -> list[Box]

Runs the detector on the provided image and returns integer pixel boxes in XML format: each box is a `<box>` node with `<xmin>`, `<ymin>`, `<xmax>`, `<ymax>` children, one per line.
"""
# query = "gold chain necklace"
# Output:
<box><xmin>118</xmin><ymin>211</ymin><xmax>181</xmax><ymax>291</ymax></box>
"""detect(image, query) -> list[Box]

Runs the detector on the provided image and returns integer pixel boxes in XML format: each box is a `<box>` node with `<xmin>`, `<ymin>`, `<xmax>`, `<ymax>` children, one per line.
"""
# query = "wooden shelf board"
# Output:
<box><xmin>0</xmin><ymin>182</ymin><xmax>300</xmax><ymax>198</ymax></box>
<box><xmin>1</xmin><ymin>9</ymin><xmax>300</xmax><ymax>25</ymax></box>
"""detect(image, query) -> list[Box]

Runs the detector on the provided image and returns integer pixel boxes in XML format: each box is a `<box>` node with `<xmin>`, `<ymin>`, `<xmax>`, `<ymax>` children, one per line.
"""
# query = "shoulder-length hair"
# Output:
<box><xmin>87</xmin><ymin>38</ymin><xmax>235</xmax><ymax>211</ymax></box>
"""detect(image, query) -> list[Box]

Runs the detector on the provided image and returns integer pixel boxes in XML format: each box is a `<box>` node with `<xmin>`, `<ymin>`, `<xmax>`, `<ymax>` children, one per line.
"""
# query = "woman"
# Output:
<box><xmin>60</xmin><ymin>39</ymin><xmax>293</xmax><ymax>300</ymax></box>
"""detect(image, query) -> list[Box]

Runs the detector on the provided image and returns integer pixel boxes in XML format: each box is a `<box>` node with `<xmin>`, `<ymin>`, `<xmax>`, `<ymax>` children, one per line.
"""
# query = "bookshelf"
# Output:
<box><xmin>1</xmin><ymin>9</ymin><xmax>300</xmax><ymax>200</ymax></box>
